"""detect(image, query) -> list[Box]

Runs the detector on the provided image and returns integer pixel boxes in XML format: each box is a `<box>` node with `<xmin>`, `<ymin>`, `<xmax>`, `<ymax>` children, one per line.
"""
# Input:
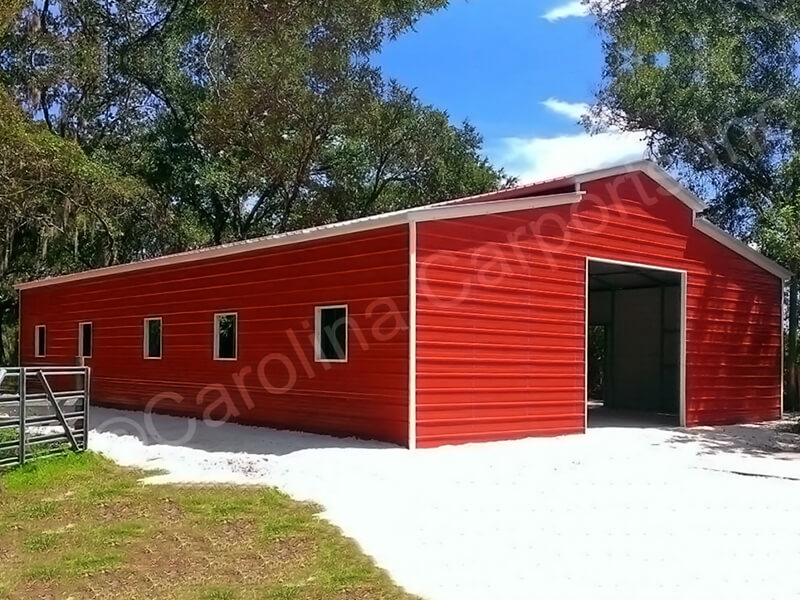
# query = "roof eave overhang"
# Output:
<box><xmin>15</xmin><ymin>191</ymin><xmax>583</xmax><ymax>291</ymax></box>
<box><xmin>16</xmin><ymin>158</ymin><xmax>792</xmax><ymax>289</ymax></box>
<box><xmin>573</xmin><ymin>159</ymin><xmax>708</xmax><ymax>213</ymax></box>
<box><xmin>693</xmin><ymin>218</ymin><xmax>792</xmax><ymax>281</ymax></box>
<box><xmin>574</xmin><ymin>160</ymin><xmax>790</xmax><ymax>281</ymax></box>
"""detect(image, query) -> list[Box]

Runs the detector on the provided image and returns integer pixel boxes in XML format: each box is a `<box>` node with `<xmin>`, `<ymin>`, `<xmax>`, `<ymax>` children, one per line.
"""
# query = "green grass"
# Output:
<box><xmin>0</xmin><ymin>453</ymin><xmax>418</xmax><ymax>600</ymax></box>
<box><xmin>22</xmin><ymin>531</ymin><xmax>60</xmax><ymax>552</ymax></box>
<box><xmin>0</xmin><ymin>426</ymin><xmax>18</xmax><ymax>464</ymax></box>
<box><xmin>0</xmin><ymin>423</ymin><xmax>73</xmax><ymax>468</ymax></box>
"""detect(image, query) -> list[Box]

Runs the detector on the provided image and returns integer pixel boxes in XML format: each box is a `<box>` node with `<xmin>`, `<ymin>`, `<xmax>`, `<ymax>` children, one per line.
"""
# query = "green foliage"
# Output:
<box><xmin>0</xmin><ymin>0</ymin><xmax>25</xmax><ymax>31</ymax></box>
<box><xmin>0</xmin><ymin>427</ymin><xmax>17</xmax><ymax>464</ymax></box>
<box><xmin>591</xmin><ymin>0</ymin><xmax>800</xmax><ymax>246</ymax></box>
<box><xmin>0</xmin><ymin>91</ymin><xmax>174</xmax><ymax>363</ymax></box>
<box><xmin>0</xmin><ymin>1</ymin><xmax>509</xmax><ymax>362</ymax></box>
<box><xmin>593</xmin><ymin>0</ymin><xmax>800</xmax><ymax>408</ymax></box>
<box><xmin>2</xmin><ymin>0</ymin><xmax>509</xmax><ymax>247</ymax></box>
<box><xmin>0</xmin><ymin>0</ymin><xmax>180</xmax><ymax>365</ymax></box>
<box><xmin>758</xmin><ymin>191</ymin><xmax>800</xmax><ymax>273</ymax></box>
<box><xmin>755</xmin><ymin>154</ymin><xmax>800</xmax><ymax>275</ymax></box>
<box><xmin>312</xmin><ymin>84</ymin><xmax>502</xmax><ymax>224</ymax></box>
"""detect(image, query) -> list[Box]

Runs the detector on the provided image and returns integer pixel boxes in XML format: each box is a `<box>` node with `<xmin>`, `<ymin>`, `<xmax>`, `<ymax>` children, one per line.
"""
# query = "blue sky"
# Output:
<box><xmin>374</xmin><ymin>0</ymin><xmax>648</xmax><ymax>182</ymax></box>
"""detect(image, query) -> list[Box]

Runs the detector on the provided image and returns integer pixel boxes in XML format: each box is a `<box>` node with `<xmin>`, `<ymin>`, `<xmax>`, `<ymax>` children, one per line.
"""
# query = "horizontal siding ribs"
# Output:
<box><xmin>416</xmin><ymin>172</ymin><xmax>782</xmax><ymax>446</ymax></box>
<box><xmin>21</xmin><ymin>225</ymin><xmax>412</xmax><ymax>446</ymax></box>
<box><xmin>21</xmin><ymin>170</ymin><xmax>783</xmax><ymax>448</ymax></box>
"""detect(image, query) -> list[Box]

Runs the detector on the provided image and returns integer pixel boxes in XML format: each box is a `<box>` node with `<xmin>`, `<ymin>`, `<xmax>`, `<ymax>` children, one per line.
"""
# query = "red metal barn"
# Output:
<box><xmin>17</xmin><ymin>161</ymin><xmax>790</xmax><ymax>448</ymax></box>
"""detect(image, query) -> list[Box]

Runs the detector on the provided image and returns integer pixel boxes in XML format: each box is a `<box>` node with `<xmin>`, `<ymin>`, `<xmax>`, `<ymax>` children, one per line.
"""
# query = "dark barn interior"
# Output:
<box><xmin>587</xmin><ymin>261</ymin><xmax>682</xmax><ymax>427</ymax></box>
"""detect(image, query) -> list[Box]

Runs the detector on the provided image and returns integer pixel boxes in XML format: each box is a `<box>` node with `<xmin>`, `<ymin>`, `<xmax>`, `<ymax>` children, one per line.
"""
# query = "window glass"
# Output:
<box><xmin>79</xmin><ymin>323</ymin><xmax>92</xmax><ymax>358</ymax></box>
<box><xmin>145</xmin><ymin>319</ymin><xmax>162</xmax><ymax>359</ymax></box>
<box><xmin>215</xmin><ymin>314</ymin><xmax>237</xmax><ymax>360</ymax></box>
<box><xmin>317</xmin><ymin>306</ymin><xmax>347</xmax><ymax>362</ymax></box>
<box><xmin>35</xmin><ymin>326</ymin><xmax>46</xmax><ymax>357</ymax></box>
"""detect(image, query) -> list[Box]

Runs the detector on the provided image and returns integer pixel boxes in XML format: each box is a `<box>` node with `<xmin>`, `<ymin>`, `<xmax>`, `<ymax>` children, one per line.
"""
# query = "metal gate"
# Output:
<box><xmin>0</xmin><ymin>367</ymin><xmax>90</xmax><ymax>470</ymax></box>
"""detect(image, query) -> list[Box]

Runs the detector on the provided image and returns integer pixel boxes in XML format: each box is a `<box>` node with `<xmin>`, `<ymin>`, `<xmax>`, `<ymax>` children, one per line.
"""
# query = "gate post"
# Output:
<box><xmin>19</xmin><ymin>367</ymin><xmax>26</xmax><ymax>466</ymax></box>
<box><xmin>82</xmin><ymin>368</ymin><xmax>90</xmax><ymax>451</ymax></box>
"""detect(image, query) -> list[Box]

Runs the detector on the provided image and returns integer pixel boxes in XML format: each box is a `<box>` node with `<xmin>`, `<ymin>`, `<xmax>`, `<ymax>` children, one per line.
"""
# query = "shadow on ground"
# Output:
<box><xmin>89</xmin><ymin>405</ymin><xmax>800</xmax><ymax>462</ymax></box>
<box><xmin>588</xmin><ymin>405</ymin><xmax>800</xmax><ymax>459</ymax></box>
<box><xmin>663</xmin><ymin>420</ymin><xmax>800</xmax><ymax>458</ymax></box>
<box><xmin>588</xmin><ymin>405</ymin><xmax>680</xmax><ymax>429</ymax></box>
<box><xmin>89</xmin><ymin>406</ymin><xmax>396</xmax><ymax>457</ymax></box>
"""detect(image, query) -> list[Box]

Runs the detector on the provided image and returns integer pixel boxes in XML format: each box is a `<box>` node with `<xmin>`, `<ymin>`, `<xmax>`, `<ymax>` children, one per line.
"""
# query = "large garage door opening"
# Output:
<box><xmin>587</xmin><ymin>260</ymin><xmax>683</xmax><ymax>428</ymax></box>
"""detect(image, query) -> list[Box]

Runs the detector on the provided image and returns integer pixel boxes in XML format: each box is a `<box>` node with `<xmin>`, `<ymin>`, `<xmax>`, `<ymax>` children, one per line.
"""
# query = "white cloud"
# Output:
<box><xmin>542</xmin><ymin>1</ymin><xmax>589</xmax><ymax>21</ymax></box>
<box><xmin>499</xmin><ymin>130</ymin><xmax>649</xmax><ymax>183</ymax></box>
<box><xmin>542</xmin><ymin>0</ymin><xmax>622</xmax><ymax>22</ymax></box>
<box><xmin>541</xmin><ymin>98</ymin><xmax>591</xmax><ymax>122</ymax></box>
<box><xmin>494</xmin><ymin>95</ymin><xmax>648</xmax><ymax>183</ymax></box>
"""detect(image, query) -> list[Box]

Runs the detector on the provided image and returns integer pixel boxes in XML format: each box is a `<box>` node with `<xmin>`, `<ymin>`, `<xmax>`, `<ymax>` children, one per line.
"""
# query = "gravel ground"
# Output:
<box><xmin>88</xmin><ymin>408</ymin><xmax>800</xmax><ymax>600</ymax></box>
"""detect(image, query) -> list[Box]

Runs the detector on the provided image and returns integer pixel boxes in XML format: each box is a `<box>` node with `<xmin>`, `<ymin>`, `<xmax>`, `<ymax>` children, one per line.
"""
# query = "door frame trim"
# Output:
<box><xmin>584</xmin><ymin>257</ymin><xmax>688</xmax><ymax>429</ymax></box>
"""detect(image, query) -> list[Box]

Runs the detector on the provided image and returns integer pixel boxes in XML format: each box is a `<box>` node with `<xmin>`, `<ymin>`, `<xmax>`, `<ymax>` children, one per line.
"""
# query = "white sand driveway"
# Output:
<box><xmin>89</xmin><ymin>408</ymin><xmax>800</xmax><ymax>600</ymax></box>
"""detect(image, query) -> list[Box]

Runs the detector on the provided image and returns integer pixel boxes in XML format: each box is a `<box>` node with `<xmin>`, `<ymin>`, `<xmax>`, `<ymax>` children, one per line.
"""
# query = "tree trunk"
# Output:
<box><xmin>0</xmin><ymin>300</ymin><xmax>20</xmax><ymax>367</ymax></box>
<box><xmin>211</xmin><ymin>195</ymin><xmax>227</xmax><ymax>245</ymax></box>
<box><xmin>787</xmin><ymin>277</ymin><xmax>798</xmax><ymax>413</ymax></box>
<box><xmin>0</xmin><ymin>307</ymin><xmax>6</xmax><ymax>366</ymax></box>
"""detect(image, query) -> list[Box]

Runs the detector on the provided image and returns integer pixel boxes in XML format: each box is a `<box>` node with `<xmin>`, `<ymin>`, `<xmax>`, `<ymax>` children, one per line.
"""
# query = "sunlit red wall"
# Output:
<box><xmin>414</xmin><ymin>172</ymin><xmax>782</xmax><ymax>447</ymax></box>
<box><xmin>20</xmin><ymin>172</ymin><xmax>783</xmax><ymax>449</ymax></box>
<box><xmin>20</xmin><ymin>226</ymin><xmax>411</xmax><ymax>445</ymax></box>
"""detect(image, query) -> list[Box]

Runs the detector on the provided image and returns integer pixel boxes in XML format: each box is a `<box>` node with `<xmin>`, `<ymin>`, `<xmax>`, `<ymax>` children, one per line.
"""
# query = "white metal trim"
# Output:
<box><xmin>693</xmin><ymin>218</ymin><xmax>791</xmax><ymax>280</ymax></box>
<box><xmin>574</xmin><ymin>159</ymin><xmax>708</xmax><ymax>213</ymax></box>
<box><xmin>583</xmin><ymin>258</ymin><xmax>589</xmax><ymax>432</ymax></box>
<box><xmin>314</xmin><ymin>305</ymin><xmax>349</xmax><ymax>364</ymax></box>
<box><xmin>78</xmin><ymin>321</ymin><xmax>93</xmax><ymax>359</ymax></box>
<box><xmin>584</xmin><ymin>257</ymin><xmax>688</xmax><ymax>429</ymax></box>
<box><xmin>213</xmin><ymin>312</ymin><xmax>238</xmax><ymax>361</ymax></box>
<box><xmin>414</xmin><ymin>192</ymin><xmax>582</xmax><ymax>222</ymax></box>
<box><xmin>14</xmin><ymin>192</ymin><xmax>582</xmax><ymax>291</ymax></box>
<box><xmin>586</xmin><ymin>256</ymin><xmax>687</xmax><ymax>275</ymax></box>
<box><xmin>17</xmin><ymin>290</ymin><xmax>22</xmax><ymax>367</ymax></box>
<box><xmin>679</xmin><ymin>270</ymin><xmax>688</xmax><ymax>427</ymax></box>
<box><xmin>34</xmin><ymin>324</ymin><xmax>46</xmax><ymax>358</ymax></box>
<box><xmin>780</xmin><ymin>281</ymin><xmax>786</xmax><ymax>419</ymax></box>
<box><xmin>143</xmin><ymin>317</ymin><xmax>163</xmax><ymax>360</ymax></box>
<box><xmin>15</xmin><ymin>160</ymin><xmax>791</xmax><ymax>289</ymax></box>
<box><xmin>575</xmin><ymin>161</ymin><xmax>788</xmax><ymax>280</ymax></box>
<box><xmin>408</xmin><ymin>221</ymin><xmax>418</xmax><ymax>450</ymax></box>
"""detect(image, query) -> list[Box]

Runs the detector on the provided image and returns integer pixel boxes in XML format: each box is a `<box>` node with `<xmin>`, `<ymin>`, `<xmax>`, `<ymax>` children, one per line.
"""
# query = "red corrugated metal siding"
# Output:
<box><xmin>415</xmin><ymin>173</ymin><xmax>782</xmax><ymax>447</ymax></box>
<box><xmin>20</xmin><ymin>226</ymin><xmax>410</xmax><ymax>445</ymax></box>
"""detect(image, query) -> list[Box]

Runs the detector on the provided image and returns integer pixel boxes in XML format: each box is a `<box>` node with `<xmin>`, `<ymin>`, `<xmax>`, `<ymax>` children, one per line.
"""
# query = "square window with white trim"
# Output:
<box><xmin>35</xmin><ymin>325</ymin><xmax>46</xmax><ymax>358</ymax></box>
<box><xmin>78</xmin><ymin>322</ymin><xmax>92</xmax><ymax>358</ymax></box>
<box><xmin>214</xmin><ymin>313</ymin><xmax>238</xmax><ymax>360</ymax></box>
<box><xmin>315</xmin><ymin>305</ymin><xmax>348</xmax><ymax>363</ymax></box>
<box><xmin>144</xmin><ymin>318</ymin><xmax>162</xmax><ymax>359</ymax></box>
